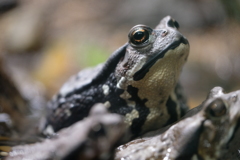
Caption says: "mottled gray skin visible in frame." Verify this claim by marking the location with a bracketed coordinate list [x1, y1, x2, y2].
[115, 87, 240, 160]
[44, 16, 189, 137]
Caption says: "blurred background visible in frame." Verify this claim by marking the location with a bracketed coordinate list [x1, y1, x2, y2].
[0, 0, 240, 108]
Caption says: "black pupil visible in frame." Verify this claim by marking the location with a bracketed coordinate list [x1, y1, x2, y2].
[131, 29, 149, 45]
[134, 31, 144, 40]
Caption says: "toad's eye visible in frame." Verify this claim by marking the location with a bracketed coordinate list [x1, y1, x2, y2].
[131, 29, 149, 44]
[128, 25, 152, 48]
[208, 99, 227, 117]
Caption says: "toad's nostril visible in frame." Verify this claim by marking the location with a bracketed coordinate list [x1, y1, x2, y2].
[161, 30, 168, 37]
[232, 95, 238, 102]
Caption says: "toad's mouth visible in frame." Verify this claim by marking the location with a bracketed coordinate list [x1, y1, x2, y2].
[133, 37, 189, 81]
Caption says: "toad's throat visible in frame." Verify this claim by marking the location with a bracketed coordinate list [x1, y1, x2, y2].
[133, 37, 188, 81]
